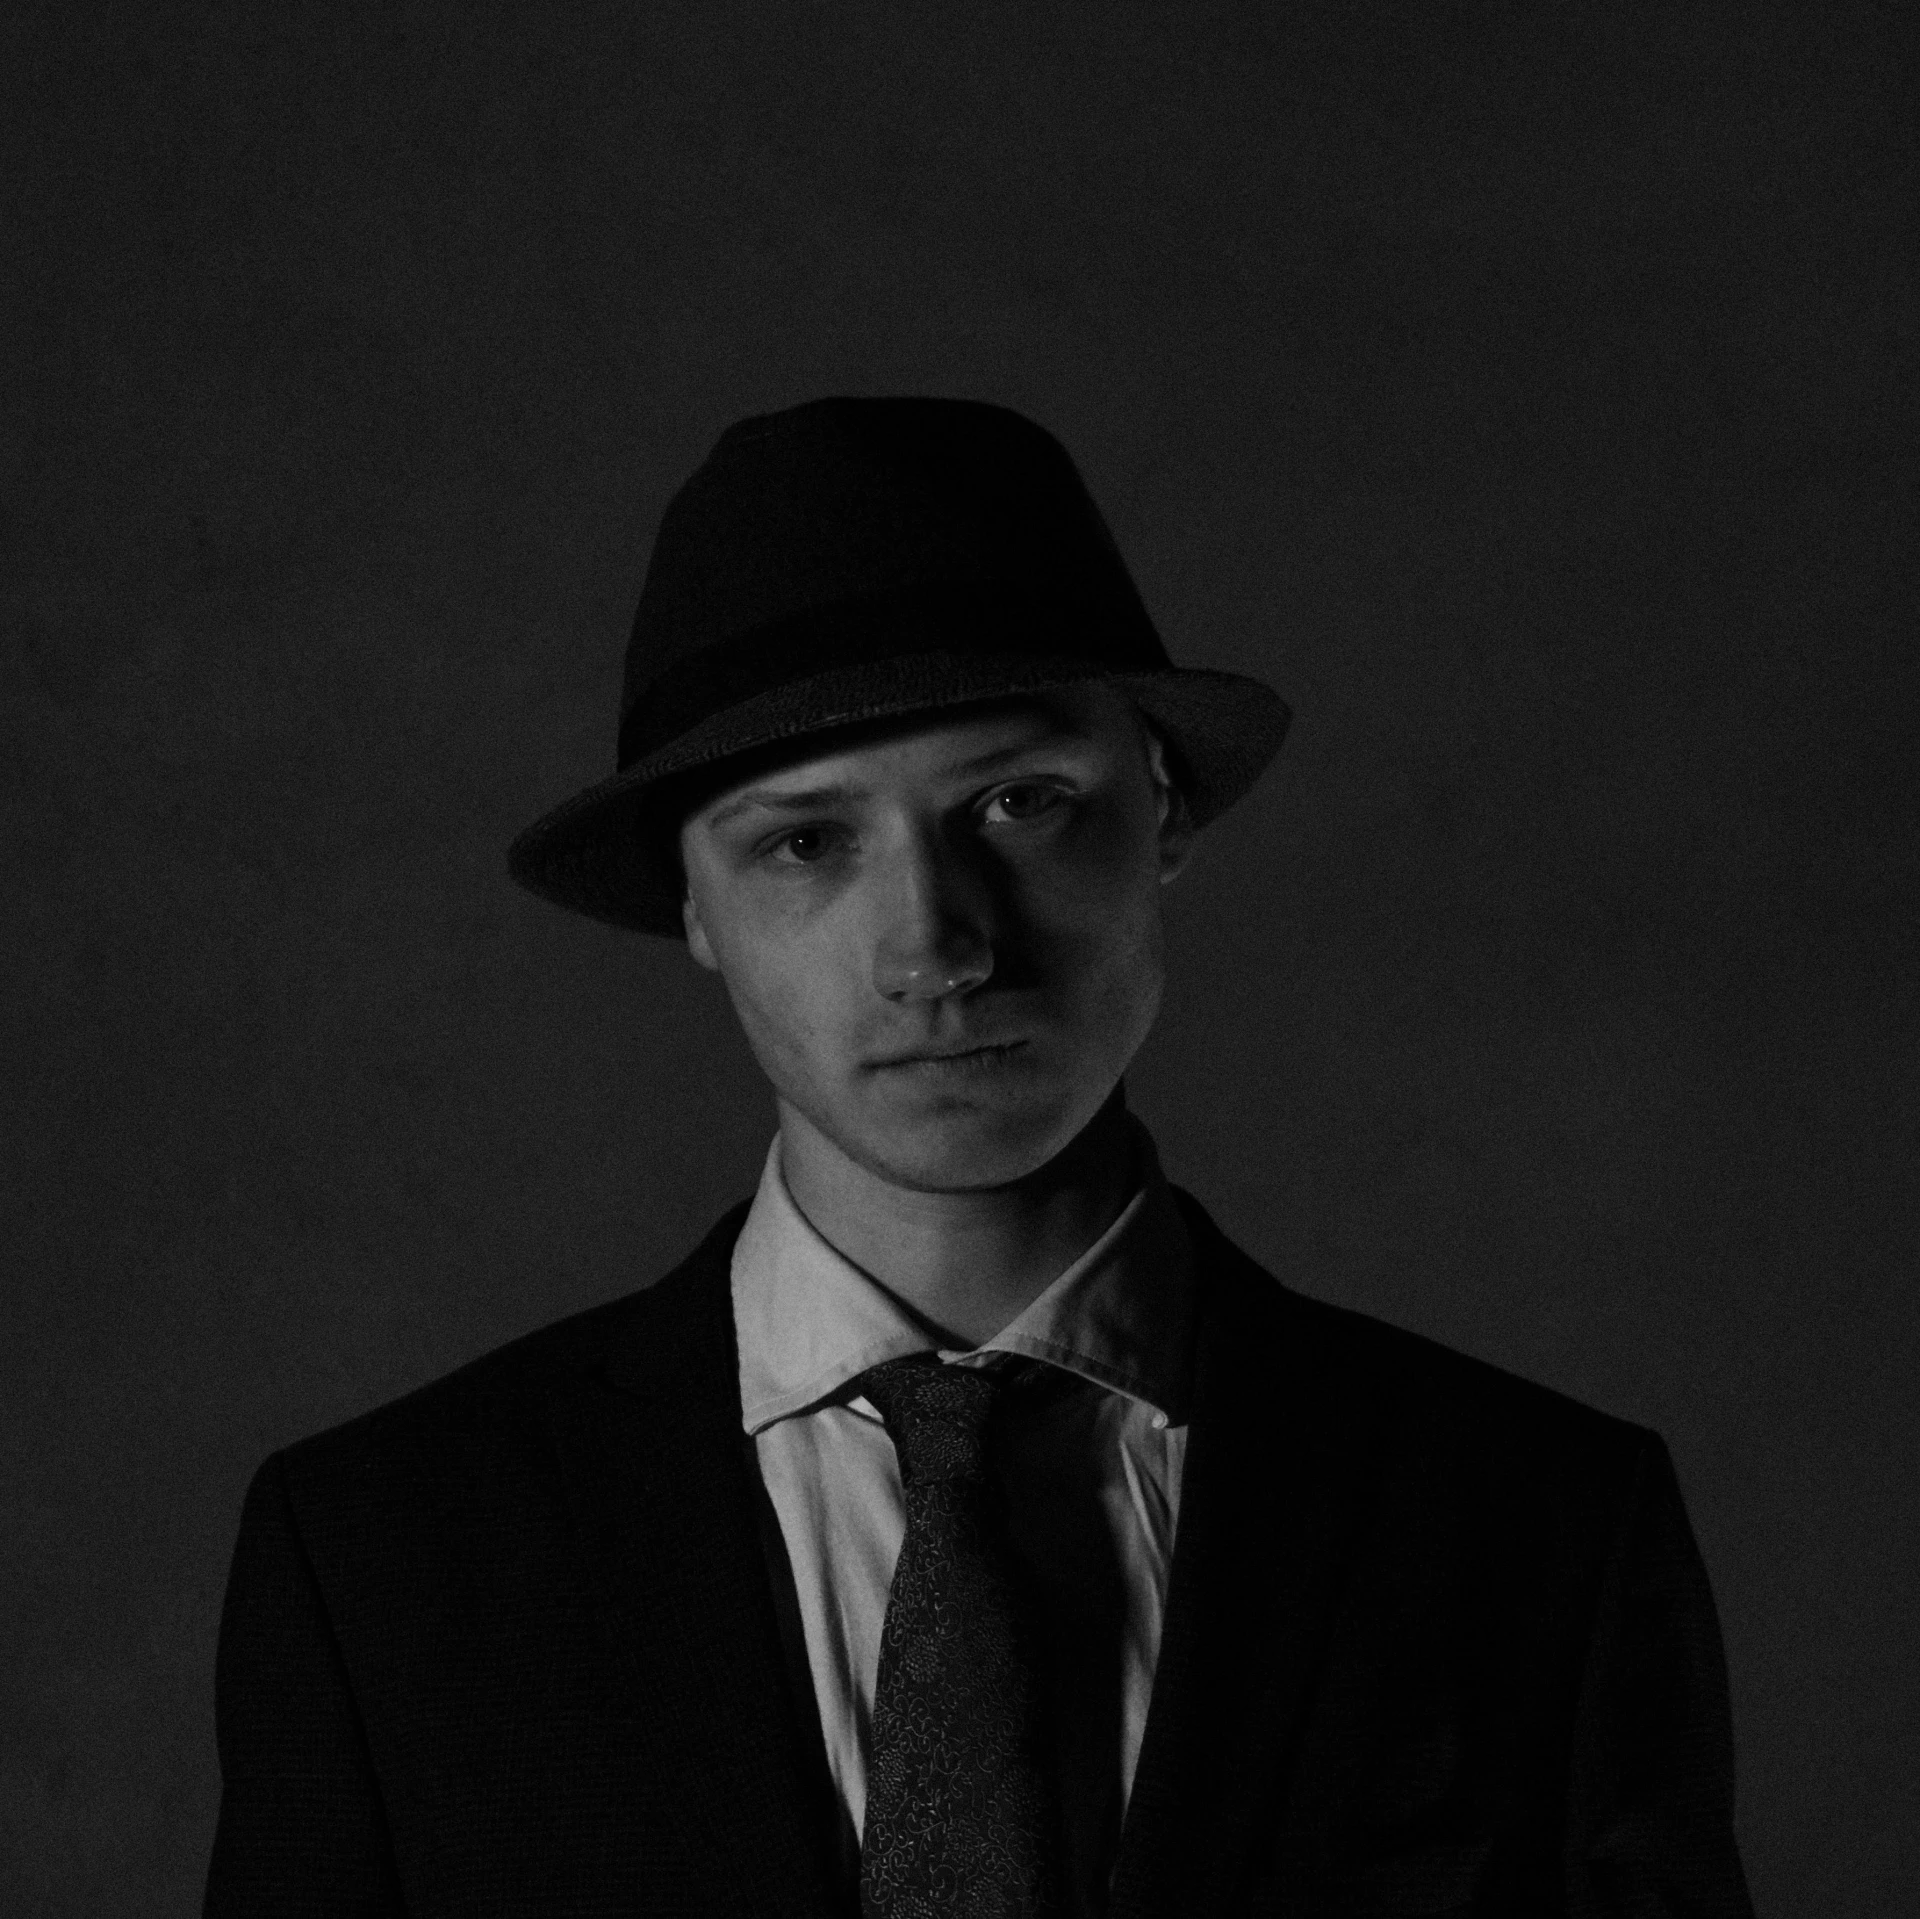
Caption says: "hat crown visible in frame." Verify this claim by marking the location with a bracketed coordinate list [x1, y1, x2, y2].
[618, 397, 1165, 760]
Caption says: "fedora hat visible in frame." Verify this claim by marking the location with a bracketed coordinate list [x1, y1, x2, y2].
[507, 396, 1290, 937]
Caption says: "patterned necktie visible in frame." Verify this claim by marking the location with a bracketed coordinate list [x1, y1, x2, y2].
[856, 1355, 1065, 1919]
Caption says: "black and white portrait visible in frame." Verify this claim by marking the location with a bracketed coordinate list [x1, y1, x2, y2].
[5, 5, 1912, 1915]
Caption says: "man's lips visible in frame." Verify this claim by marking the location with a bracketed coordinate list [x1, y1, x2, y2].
[864, 1039, 1031, 1069]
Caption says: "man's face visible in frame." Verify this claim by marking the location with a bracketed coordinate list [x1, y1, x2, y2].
[678, 683, 1193, 1193]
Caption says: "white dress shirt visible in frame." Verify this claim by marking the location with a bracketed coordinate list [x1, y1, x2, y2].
[729, 1120, 1196, 1912]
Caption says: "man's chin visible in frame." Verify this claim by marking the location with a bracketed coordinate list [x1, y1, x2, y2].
[845, 1100, 1077, 1195]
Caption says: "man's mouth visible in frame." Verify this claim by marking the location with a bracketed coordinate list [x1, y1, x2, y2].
[868, 1039, 1031, 1071]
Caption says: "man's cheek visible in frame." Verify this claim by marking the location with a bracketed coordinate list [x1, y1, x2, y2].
[1023, 892, 1138, 986]
[745, 966, 843, 1085]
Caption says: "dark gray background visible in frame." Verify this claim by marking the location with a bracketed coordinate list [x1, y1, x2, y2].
[5, 1, 1915, 1911]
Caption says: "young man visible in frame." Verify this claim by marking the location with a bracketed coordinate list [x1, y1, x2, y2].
[205, 399, 1753, 1917]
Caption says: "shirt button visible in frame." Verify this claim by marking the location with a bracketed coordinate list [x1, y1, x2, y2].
[1151, 1411, 1169, 1432]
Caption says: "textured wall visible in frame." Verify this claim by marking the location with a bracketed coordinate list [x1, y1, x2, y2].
[4, 1, 1914, 1911]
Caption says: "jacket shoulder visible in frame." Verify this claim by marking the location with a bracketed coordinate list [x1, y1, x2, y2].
[272, 1199, 750, 1492]
[1179, 1187, 1655, 1467]
[1293, 1280, 1645, 1447]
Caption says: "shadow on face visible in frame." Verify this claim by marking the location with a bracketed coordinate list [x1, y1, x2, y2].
[675, 682, 1195, 1193]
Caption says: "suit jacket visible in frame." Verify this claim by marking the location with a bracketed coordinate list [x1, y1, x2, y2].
[205, 1191, 1753, 1917]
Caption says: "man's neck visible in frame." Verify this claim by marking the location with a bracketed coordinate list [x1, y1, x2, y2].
[774, 1089, 1139, 1348]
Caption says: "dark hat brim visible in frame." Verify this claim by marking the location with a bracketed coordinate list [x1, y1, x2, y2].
[507, 652, 1289, 938]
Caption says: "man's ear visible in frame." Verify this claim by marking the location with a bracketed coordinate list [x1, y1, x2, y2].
[1143, 725, 1197, 884]
[681, 885, 721, 971]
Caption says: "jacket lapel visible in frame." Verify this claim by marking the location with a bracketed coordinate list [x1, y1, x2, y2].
[546, 1206, 850, 1917]
[1110, 1192, 1386, 1915]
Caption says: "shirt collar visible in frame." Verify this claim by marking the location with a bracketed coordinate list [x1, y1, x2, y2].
[731, 1118, 1195, 1436]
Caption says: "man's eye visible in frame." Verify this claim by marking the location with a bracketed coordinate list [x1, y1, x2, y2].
[769, 825, 842, 865]
[983, 783, 1064, 824]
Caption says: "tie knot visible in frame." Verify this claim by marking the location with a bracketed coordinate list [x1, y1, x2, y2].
[858, 1355, 1007, 1483]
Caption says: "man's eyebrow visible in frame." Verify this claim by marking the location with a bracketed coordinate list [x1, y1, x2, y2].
[949, 733, 1090, 775]
[701, 734, 1092, 829]
[703, 783, 867, 828]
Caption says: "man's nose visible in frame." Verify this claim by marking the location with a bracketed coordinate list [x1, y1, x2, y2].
[869, 831, 996, 1002]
